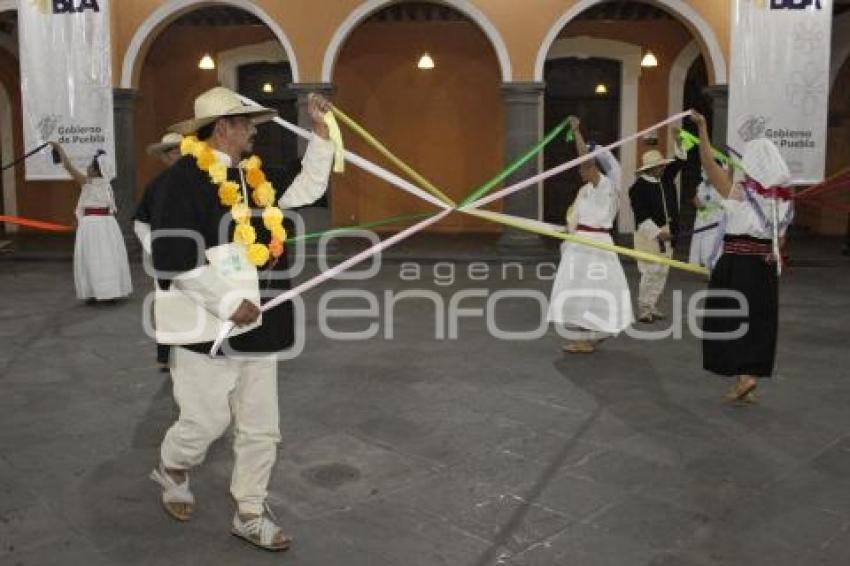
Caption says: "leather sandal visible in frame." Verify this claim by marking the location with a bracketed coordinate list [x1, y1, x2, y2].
[149, 464, 194, 521]
[232, 512, 292, 551]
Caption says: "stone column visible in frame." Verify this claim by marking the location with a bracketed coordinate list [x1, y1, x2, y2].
[113, 88, 139, 255]
[287, 82, 336, 246]
[498, 82, 546, 251]
[703, 85, 729, 149]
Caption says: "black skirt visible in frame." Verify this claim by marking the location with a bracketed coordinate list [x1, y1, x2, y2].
[702, 236, 779, 378]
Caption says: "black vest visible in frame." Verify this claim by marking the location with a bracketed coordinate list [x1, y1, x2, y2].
[148, 155, 299, 355]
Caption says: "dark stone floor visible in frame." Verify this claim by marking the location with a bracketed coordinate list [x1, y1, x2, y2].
[1, 234, 849, 565]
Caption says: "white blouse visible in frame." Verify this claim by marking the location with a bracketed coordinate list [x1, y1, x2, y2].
[75, 178, 117, 220]
[722, 183, 793, 239]
[568, 174, 618, 232]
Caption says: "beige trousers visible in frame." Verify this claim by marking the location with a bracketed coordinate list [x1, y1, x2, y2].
[634, 232, 673, 316]
[160, 347, 280, 515]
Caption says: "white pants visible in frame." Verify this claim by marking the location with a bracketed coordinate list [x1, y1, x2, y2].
[160, 347, 280, 515]
[634, 233, 672, 316]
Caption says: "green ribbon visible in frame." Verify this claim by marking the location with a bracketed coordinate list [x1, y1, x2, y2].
[459, 119, 573, 207]
[285, 212, 433, 244]
[295, 117, 577, 241]
[678, 130, 744, 171]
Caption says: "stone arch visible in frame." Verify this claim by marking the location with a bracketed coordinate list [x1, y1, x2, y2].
[534, 0, 726, 85]
[120, 0, 300, 89]
[321, 0, 512, 82]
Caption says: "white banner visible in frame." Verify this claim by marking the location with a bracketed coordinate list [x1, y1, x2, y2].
[728, 0, 832, 185]
[20, 0, 116, 181]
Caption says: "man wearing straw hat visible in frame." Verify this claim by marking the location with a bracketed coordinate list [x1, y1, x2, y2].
[135, 132, 184, 370]
[629, 135, 687, 323]
[146, 86, 334, 551]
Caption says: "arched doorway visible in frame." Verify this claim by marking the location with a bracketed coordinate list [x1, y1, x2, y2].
[536, 0, 725, 238]
[124, 2, 300, 204]
[324, 0, 509, 233]
[543, 56, 622, 225]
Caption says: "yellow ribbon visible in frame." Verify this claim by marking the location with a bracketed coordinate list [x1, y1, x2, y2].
[461, 208, 710, 276]
[331, 105, 456, 207]
[324, 111, 345, 173]
[326, 104, 707, 276]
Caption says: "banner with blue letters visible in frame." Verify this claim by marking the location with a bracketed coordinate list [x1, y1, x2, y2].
[20, 0, 116, 181]
[728, 0, 832, 184]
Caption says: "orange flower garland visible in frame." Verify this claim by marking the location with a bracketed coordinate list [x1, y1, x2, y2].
[180, 136, 287, 267]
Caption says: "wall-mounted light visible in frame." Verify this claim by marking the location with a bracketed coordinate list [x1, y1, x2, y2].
[417, 52, 435, 70]
[262, 82, 274, 94]
[198, 54, 216, 70]
[641, 50, 658, 68]
[595, 83, 608, 95]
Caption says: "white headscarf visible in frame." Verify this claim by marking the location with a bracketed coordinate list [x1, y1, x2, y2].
[742, 138, 790, 187]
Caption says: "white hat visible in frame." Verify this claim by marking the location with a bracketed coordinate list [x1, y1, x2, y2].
[637, 149, 673, 173]
[742, 138, 791, 187]
[168, 86, 277, 135]
[146, 132, 183, 156]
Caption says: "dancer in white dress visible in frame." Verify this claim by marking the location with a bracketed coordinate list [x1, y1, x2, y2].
[548, 117, 634, 353]
[51, 142, 132, 302]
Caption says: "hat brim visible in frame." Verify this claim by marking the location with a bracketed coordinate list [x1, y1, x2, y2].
[167, 107, 278, 136]
[637, 157, 674, 173]
[145, 141, 181, 156]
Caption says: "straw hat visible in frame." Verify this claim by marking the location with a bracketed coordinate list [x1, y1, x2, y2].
[742, 138, 791, 187]
[168, 86, 277, 135]
[637, 149, 673, 173]
[146, 132, 183, 156]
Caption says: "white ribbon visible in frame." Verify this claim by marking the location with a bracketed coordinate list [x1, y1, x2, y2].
[209, 209, 452, 355]
[236, 94, 450, 211]
[464, 111, 693, 211]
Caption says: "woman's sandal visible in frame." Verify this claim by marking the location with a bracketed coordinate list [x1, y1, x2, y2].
[149, 464, 195, 521]
[563, 341, 595, 354]
[724, 378, 758, 405]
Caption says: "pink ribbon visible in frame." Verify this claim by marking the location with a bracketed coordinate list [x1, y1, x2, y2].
[466, 111, 693, 210]
[210, 209, 452, 355]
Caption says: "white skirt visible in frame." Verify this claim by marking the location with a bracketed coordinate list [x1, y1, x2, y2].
[74, 216, 133, 300]
[547, 232, 634, 334]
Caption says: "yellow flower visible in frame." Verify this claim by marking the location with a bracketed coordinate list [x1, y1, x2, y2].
[180, 136, 199, 156]
[190, 139, 207, 158]
[252, 181, 275, 208]
[234, 223, 256, 245]
[262, 206, 283, 230]
[246, 167, 267, 190]
[218, 181, 241, 206]
[246, 243, 270, 267]
[241, 155, 262, 171]
[271, 224, 287, 241]
[231, 202, 251, 224]
[197, 147, 216, 171]
[209, 162, 228, 184]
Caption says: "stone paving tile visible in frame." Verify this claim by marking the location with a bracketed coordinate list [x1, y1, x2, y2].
[386, 463, 573, 547]
[505, 522, 657, 566]
[292, 498, 495, 566]
[587, 493, 711, 550]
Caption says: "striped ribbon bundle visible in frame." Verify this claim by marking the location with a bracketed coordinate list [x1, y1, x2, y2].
[210, 99, 707, 354]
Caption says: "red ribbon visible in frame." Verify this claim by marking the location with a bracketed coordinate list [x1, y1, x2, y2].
[743, 178, 794, 200]
[0, 215, 73, 232]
